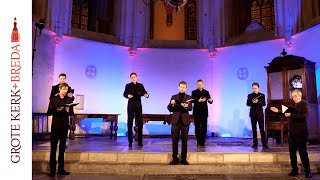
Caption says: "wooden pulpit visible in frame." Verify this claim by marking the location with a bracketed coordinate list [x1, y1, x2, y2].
[264, 50, 318, 143]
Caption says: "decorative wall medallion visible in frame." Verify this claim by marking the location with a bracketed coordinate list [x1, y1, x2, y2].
[237, 67, 248, 80]
[85, 65, 97, 78]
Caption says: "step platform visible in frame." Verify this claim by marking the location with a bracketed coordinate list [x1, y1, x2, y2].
[32, 137, 320, 174]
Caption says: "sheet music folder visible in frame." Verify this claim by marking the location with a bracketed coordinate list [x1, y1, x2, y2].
[175, 99, 194, 104]
[282, 105, 295, 113]
[62, 103, 79, 107]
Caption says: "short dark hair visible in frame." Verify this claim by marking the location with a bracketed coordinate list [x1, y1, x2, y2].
[59, 73, 67, 78]
[59, 83, 69, 89]
[197, 79, 203, 83]
[179, 81, 187, 87]
[252, 82, 259, 88]
[130, 72, 137, 77]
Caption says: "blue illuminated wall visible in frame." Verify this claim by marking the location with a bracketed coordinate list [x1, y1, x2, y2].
[33, 25, 320, 137]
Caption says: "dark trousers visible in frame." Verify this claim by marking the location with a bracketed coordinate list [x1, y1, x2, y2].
[50, 127, 69, 172]
[127, 102, 143, 143]
[171, 117, 190, 161]
[251, 116, 266, 145]
[289, 134, 311, 173]
[194, 115, 207, 145]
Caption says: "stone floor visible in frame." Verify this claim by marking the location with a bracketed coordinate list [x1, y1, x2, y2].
[32, 136, 320, 153]
[32, 172, 320, 180]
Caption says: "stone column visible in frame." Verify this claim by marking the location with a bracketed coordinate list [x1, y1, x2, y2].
[274, 0, 302, 44]
[198, 0, 212, 50]
[198, 0, 226, 57]
[47, 0, 73, 38]
[114, 0, 150, 52]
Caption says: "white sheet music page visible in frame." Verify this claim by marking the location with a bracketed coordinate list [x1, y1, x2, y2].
[282, 105, 288, 113]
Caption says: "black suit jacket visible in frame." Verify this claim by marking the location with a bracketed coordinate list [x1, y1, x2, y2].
[246, 92, 266, 118]
[278, 100, 310, 138]
[192, 89, 212, 117]
[49, 95, 74, 129]
[123, 82, 148, 102]
[167, 94, 193, 125]
[47, 84, 74, 115]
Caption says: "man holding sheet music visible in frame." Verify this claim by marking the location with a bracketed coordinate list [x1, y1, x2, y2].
[192, 80, 213, 147]
[168, 81, 193, 165]
[48, 83, 74, 177]
[246, 82, 268, 149]
[270, 90, 312, 178]
[47, 73, 76, 146]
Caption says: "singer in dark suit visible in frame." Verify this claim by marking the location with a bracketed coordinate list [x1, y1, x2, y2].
[48, 83, 73, 177]
[123, 72, 149, 147]
[47, 73, 75, 147]
[270, 90, 312, 178]
[167, 81, 192, 165]
[192, 80, 213, 147]
[246, 82, 268, 149]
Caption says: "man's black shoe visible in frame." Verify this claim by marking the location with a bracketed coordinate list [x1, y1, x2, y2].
[288, 171, 299, 176]
[251, 144, 258, 149]
[48, 171, 55, 177]
[128, 143, 132, 147]
[305, 172, 312, 178]
[57, 169, 70, 175]
[138, 142, 143, 147]
[169, 158, 180, 165]
[180, 160, 189, 165]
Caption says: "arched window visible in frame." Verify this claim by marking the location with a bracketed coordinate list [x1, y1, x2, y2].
[251, 0, 275, 31]
[72, 0, 89, 30]
[185, 0, 198, 40]
[72, 0, 114, 35]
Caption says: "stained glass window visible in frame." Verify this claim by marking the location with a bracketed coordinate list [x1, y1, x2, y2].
[251, 0, 275, 31]
[72, 0, 89, 30]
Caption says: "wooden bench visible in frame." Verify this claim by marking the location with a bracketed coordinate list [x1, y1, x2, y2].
[72, 113, 120, 139]
[32, 113, 120, 139]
